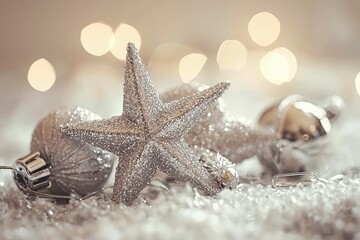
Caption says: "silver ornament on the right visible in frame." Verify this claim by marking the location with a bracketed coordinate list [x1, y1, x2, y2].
[257, 95, 344, 174]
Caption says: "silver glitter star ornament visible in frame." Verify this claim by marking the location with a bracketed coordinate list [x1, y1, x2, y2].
[18, 107, 116, 196]
[62, 43, 230, 204]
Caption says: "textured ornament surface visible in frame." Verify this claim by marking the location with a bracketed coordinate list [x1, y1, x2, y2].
[31, 107, 116, 196]
[62, 43, 229, 204]
[161, 84, 277, 164]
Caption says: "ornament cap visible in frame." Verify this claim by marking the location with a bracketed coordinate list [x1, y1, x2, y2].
[13, 152, 51, 192]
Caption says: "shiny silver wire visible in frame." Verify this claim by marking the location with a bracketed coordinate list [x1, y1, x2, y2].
[1, 165, 171, 203]
[0, 165, 114, 201]
[78, 185, 114, 201]
[272, 171, 329, 188]
[139, 178, 172, 206]
[0, 166, 16, 171]
[148, 178, 171, 192]
[24, 185, 114, 201]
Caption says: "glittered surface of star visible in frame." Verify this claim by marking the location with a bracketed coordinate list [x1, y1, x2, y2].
[62, 43, 230, 204]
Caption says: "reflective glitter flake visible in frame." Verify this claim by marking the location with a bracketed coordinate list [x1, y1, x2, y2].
[61, 43, 229, 204]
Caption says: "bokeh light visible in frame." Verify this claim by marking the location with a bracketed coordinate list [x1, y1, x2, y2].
[111, 23, 141, 60]
[179, 53, 207, 83]
[248, 12, 281, 47]
[147, 43, 193, 86]
[355, 72, 360, 96]
[274, 47, 297, 82]
[260, 51, 289, 85]
[217, 40, 247, 71]
[28, 58, 56, 92]
[80, 22, 114, 56]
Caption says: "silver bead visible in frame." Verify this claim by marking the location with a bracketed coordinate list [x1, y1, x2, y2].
[14, 107, 117, 196]
[194, 146, 239, 188]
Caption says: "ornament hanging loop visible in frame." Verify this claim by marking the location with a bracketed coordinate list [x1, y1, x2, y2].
[0, 166, 15, 171]
[272, 171, 328, 188]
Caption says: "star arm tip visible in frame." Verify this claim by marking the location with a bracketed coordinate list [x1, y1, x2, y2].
[157, 140, 221, 196]
[59, 121, 98, 144]
[126, 42, 138, 55]
[155, 81, 230, 139]
[112, 145, 157, 205]
[123, 41, 162, 126]
[216, 81, 231, 94]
